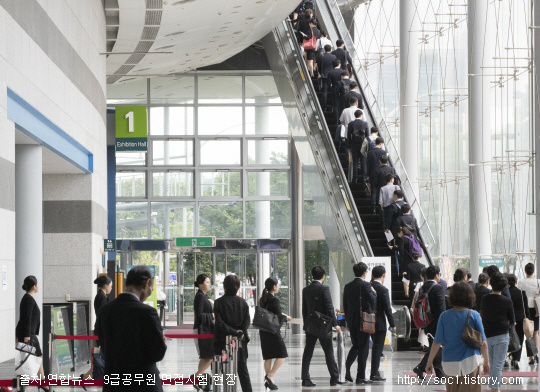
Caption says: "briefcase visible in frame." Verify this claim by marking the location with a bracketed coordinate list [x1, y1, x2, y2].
[306, 310, 333, 340]
[360, 311, 376, 334]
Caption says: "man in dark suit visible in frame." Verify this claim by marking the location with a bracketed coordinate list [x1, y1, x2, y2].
[317, 45, 336, 110]
[96, 266, 167, 392]
[413, 265, 446, 379]
[342, 81, 364, 110]
[366, 137, 387, 210]
[301, 266, 346, 387]
[347, 109, 369, 184]
[370, 266, 396, 382]
[328, 59, 344, 122]
[332, 39, 353, 71]
[343, 262, 377, 384]
[384, 190, 405, 235]
[373, 155, 396, 214]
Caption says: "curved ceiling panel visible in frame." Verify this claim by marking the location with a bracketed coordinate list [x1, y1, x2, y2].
[105, 0, 296, 84]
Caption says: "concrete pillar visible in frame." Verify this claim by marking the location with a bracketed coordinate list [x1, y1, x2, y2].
[15, 145, 43, 342]
[399, 0, 420, 199]
[468, 0, 493, 279]
[535, 1, 540, 273]
[290, 141, 304, 334]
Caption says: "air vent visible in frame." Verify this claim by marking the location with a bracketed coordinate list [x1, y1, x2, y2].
[145, 10, 162, 25]
[145, 0, 163, 9]
[135, 41, 153, 53]
[125, 53, 146, 64]
[142, 26, 159, 40]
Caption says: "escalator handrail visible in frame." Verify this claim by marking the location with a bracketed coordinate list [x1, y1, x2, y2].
[317, 0, 435, 267]
[276, 20, 374, 259]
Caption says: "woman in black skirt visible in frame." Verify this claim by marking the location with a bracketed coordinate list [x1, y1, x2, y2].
[16, 275, 48, 391]
[192, 274, 214, 391]
[259, 277, 291, 390]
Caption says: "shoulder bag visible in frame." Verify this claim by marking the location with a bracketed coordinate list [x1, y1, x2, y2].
[359, 292, 376, 334]
[305, 286, 333, 339]
[507, 324, 521, 353]
[302, 28, 316, 50]
[521, 290, 535, 340]
[15, 340, 42, 376]
[253, 304, 283, 336]
[460, 309, 483, 349]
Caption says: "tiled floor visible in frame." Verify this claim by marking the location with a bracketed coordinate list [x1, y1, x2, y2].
[2, 333, 538, 391]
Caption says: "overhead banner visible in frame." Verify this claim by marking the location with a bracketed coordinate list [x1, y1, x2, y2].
[115, 106, 147, 151]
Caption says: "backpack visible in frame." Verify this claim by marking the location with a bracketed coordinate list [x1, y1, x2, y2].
[394, 174, 402, 186]
[413, 283, 435, 328]
[341, 81, 351, 96]
[405, 234, 423, 258]
[351, 126, 364, 145]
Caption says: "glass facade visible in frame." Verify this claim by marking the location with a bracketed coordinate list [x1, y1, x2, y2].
[114, 73, 291, 240]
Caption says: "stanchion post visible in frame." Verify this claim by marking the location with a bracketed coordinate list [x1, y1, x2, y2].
[212, 354, 221, 392]
[232, 340, 238, 392]
[48, 333, 53, 379]
[15, 375, 25, 392]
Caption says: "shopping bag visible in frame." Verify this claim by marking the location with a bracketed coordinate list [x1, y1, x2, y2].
[526, 338, 538, 357]
[15, 343, 41, 376]
[507, 325, 521, 353]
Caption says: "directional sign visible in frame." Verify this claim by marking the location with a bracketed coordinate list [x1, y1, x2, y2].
[115, 106, 147, 151]
[104, 239, 116, 252]
[175, 236, 216, 248]
[479, 258, 505, 268]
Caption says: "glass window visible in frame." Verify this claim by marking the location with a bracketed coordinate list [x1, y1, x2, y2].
[107, 78, 147, 105]
[116, 152, 146, 166]
[246, 201, 291, 238]
[245, 106, 289, 135]
[150, 202, 194, 238]
[150, 76, 194, 104]
[150, 107, 194, 135]
[248, 171, 289, 196]
[245, 76, 281, 103]
[201, 171, 241, 197]
[247, 139, 289, 165]
[199, 202, 243, 238]
[200, 140, 241, 165]
[152, 140, 193, 165]
[152, 171, 193, 197]
[198, 107, 243, 135]
[116, 202, 148, 239]
[198, 75, 242, 103]
[116, 172, 146, 198]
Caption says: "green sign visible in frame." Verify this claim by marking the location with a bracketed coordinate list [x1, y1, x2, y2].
[479, 258, 505, 268]
[175, 236, 216, 248]
[104, 239, 116, 252]
[115, 106, 147, 151]
[127, 265, 158, 309]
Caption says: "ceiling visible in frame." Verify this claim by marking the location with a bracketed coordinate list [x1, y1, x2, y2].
[105, 0, 296, 84]
[15, 131, 85, 174]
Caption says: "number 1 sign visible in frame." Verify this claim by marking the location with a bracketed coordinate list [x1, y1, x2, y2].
[115, 106, 148, 151]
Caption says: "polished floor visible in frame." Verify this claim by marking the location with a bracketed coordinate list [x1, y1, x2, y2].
[2, 332, 538, 391]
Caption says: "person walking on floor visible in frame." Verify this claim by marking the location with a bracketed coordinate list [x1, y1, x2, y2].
[370, 266, 395, 382]
[214, 274, 252, 392]
[508, 274, 530, 370]
[480, 272, 516, 392]
[301, 266, 346, 387]
[425, 282, 490, 392]
[517, 262, 540, 364]
[259, 277, 291, 390]
[342, 262, 377, 384]
[16, 275, 49, 392]
[474, 273, 491, 311]
[192, 274, 214, 391]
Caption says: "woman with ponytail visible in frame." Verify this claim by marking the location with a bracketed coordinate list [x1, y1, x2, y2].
[192, 274, 214, 391]
[80, 275, 113, 383]
[259, 277, 291, 390]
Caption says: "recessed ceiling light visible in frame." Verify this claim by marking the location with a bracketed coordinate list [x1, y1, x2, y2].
[172, 0, 195, 4]
[155, 45, 175, 50]
[165, 31, 185, 36]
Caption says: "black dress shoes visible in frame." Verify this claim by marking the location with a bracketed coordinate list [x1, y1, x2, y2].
[370, 375, 386, 381]
[301, 379, 316, 387]
[330, 380, 347, 386]
[413, 366, 425, 380]
[344, 372, 353, 382]
[356, 379, 373, 384]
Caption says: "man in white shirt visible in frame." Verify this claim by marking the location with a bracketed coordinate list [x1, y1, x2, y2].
[379, 173, 400, 209]
[336, 97, 359, 150]
[317, 30, 333, 52]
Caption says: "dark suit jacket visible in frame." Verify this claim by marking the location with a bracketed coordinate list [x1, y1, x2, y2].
[16, 293, 40, 339]
[332, 47, 353, 70]
[94, 290, 109, 316]
[384, 199, 405, 231]
[318, 52, 337, 79]
[213, 294, 250, 353]
[193, 290, 213, 330]
[371, 280, 395, 331]
[343, 277, 377, 328]
[366, 147, 387, 180]
[421, 281, 446, 335]
[395, 214, 420, 235]
[328, 68, 344, 94]
[347, 118, 369, 148]
[343, 90, 364, 110]
[374, 165, 396, 190]
[303, 281, 337, 330]
[509, 286, 530, 322]
[95, 293, 167, 392]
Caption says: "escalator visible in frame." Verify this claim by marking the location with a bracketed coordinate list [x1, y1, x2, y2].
[263, 1, 436, 350]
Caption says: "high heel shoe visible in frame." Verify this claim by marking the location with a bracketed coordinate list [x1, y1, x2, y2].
[264, 375, 278, 390]
[38, 386, 51, 392]
[79, 374, 88, 391]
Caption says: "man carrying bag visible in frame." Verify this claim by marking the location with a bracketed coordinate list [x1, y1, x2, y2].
[301, 266, 346, 387]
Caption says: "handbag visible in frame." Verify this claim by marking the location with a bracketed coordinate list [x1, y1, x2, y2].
[526, 338, 538, 357]
[305, 286, 333, 340]
[15, 341, 41, 376]
[359, 296, 376, 334]
[253, 305, 282, 336]
[521, 290, 535, 339]
[302, 28, 316, 50]
[460, 309, 483, 349]
[507, 324, 521, 353]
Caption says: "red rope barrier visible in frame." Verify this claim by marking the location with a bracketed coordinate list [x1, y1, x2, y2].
[0, 378, 203, 387]
[53, 335, 98, 341]
[164, 334, 213, 339]
[0, 379, 12, 387]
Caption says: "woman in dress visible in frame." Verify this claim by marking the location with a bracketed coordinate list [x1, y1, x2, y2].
[192, 274, 213, 391]
[16, 275, 48, 391]
[259, 277, 291, 390]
